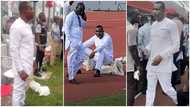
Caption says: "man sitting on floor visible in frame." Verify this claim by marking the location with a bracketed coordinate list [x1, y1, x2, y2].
[83, 25, 113, 77]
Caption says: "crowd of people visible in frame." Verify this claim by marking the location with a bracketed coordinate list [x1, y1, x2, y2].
[127, 1, 189, 106]
[34, 11, 64, 77]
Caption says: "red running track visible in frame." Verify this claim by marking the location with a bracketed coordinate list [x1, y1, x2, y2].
[64, 11, 126, 102]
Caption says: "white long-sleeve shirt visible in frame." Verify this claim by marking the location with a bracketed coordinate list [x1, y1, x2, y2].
[146, 17, 180, 72]
[63, 2, 73, 21]
[64, 11, 86, 50]
[83, 32, 113, 58]
[9, 17, 34, 75]
[62, 1, 73, 33]
[172, 17, 183, 36]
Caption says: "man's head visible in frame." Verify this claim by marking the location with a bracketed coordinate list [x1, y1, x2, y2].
[129, 9, 141, 26]
[141, 15, 149, 25]
[38, 12, 46, 22]
[95, 25, 104, 39]
[129, 9, 141, 22]
[141, 15, 153, 24]
[69, 1, 74, 6]
[152, 1, 165, 21]
[75, 2, 85, 15]
[19, 1, 34, 22]
[130, 13, 140, 28]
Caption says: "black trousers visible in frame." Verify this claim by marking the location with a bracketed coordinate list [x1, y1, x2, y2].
[35, 46, 45, 72]
[64, 33, 65, 50]
[172, 52, 182, 87]
[60, 39, 63, 60]
[127, 72, 138, 106]
[138, 59, 148, 93]
[177, 91, 189, 106]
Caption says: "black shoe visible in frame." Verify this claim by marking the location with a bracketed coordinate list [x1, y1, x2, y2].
[66, 69, 81, 78]
[69, 79, 80, 84]
[77, 69, 82, 74]
[34, 72, 42, 77]
[94, 69, 101, 77]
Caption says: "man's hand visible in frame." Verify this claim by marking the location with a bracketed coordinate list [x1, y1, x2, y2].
[134, 70, 140, 80]
[142, 48, 149, 56]
[89, 51, 96, 59]
[152, 55, 163, 66]
[18, 70, 29, 81]
[81, 11, 87, 21]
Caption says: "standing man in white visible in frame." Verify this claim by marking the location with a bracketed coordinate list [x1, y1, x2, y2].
[83, 25, 113, 77]
[145, 1, 179, 106]
[63, 1, 74, 22]
[9, 1, 34, 106]
[64, 2, 86, 84]
[62, 1, 74, 49]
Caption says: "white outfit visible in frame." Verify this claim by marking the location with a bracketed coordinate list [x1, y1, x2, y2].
[83, 32, 113, 71]
[63, 2, 73, 22]
[172, 17, 183, 36]
[64, 11, 86, 50]
[62, 1, 73, 33]
[64, 11, 86, 80]
[9, 17, 34, 106]
[145, 18, 180, 106]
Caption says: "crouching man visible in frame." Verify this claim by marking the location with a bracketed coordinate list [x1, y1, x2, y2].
[83, 25, 113, 77]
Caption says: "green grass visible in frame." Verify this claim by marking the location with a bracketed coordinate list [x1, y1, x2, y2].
[26, 59, 63, 106]
[64, 91, 126, 106]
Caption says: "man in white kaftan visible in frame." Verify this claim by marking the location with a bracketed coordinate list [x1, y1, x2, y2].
[62, 1, 74, 48]
[83, 25, 113, 77]
[145, 1, 179, 106]
[64, 2, 86, 84]
[10, 2, 34, 106]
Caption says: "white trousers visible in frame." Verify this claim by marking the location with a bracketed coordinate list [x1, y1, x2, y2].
[67, 45, 85, 80]
[145, 71, 177, 106]
[12, 75, 27, 106]
[84, 48, 113, 71]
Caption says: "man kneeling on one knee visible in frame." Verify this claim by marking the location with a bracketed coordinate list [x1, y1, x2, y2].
[83, 25, 113, 77]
